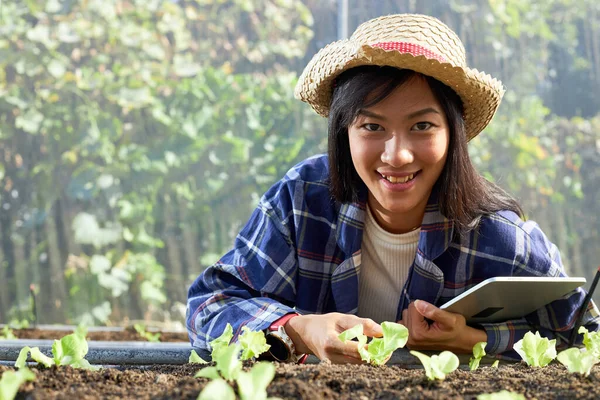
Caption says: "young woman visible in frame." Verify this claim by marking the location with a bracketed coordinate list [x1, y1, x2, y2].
[186, 14, 599, 363]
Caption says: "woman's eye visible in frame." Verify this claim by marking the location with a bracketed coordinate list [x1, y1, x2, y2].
[362, 123, 382, 132]
[413, 122, 433, 131]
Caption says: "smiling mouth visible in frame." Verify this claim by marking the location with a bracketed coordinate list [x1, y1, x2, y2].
[380, 171, 420, 184]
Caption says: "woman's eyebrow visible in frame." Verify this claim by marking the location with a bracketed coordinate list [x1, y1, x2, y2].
[358, 107, 441, 121]
[358, 109, 387, 121]
[406, 107, 441, 119]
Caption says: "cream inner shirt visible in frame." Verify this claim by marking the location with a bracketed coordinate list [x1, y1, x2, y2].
[357, 205, 420, 323]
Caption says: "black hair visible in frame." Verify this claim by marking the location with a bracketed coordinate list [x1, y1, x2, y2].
[327, 65, 523, 231]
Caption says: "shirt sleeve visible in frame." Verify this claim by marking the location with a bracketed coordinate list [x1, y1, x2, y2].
[479, 220, 600, 359]
[186, 180, 299, 356]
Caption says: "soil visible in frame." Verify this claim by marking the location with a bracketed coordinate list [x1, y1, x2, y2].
[10, 328, 189, 343]
[2, 362, 599, 399]
[2, 330, 598, 399]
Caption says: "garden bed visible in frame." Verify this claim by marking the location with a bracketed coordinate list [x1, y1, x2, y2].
[2, 328, 599, 399]
[1, 362, 599, 399]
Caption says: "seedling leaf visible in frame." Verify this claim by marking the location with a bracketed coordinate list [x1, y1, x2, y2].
[410, 350, 459, 380]
[15, 346, 54, 369]
[338, 322, 408, 365]
[239, 326, 271, 360]
[513, 331, 556, 367]
[197, 378, 235, 400]
[491, 360, 500, 368]
[214, 343, 242, 381]
[0, 326, 16, 340]
[52, 333, 89, 366]
[190, 349, 209, 364]
[237, 361, 276, 400]
[556, 347, 598, 377]
[210, 323, 234, 359]
[195, 366, 221, 380]
[578, 326, 600, 358]
[338, 324, 363, 342]
[469, 341, 487, 371]
[0, 368, 35, 400]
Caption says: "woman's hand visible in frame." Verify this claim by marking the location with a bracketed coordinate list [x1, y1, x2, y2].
[399, 300, 487, 353]
[285, 312, 383, 363]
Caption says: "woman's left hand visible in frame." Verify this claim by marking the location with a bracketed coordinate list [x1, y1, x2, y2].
[398, 299, 487, 353]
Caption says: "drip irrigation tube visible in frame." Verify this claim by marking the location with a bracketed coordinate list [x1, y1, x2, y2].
[0, 339, 510, 367]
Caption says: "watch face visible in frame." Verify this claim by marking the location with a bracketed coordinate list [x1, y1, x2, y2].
[266, 333, 290, 362]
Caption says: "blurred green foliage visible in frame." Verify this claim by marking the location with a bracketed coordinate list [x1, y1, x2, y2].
[0, 0, 598, 325]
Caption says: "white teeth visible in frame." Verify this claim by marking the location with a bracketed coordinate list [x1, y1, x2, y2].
[382, 173, 415, 183]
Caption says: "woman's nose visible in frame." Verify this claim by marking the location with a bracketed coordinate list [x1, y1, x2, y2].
[381, 135, 414, 167]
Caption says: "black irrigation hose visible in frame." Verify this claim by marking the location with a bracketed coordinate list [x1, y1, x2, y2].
[0, 339, 511, 367]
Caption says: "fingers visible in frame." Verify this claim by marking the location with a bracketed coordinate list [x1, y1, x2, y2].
[338, 315, 383, 337]
[414, 300, 457, 326]
[319, 336, 366, 364]
[361, 318, 383, 338]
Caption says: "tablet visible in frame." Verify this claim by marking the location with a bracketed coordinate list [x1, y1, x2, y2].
[439, 276, 586, 323]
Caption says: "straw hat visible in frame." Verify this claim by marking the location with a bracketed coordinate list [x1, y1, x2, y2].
[294, 14, 505, 140]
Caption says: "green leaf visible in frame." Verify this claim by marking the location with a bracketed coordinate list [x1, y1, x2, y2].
[209, 323, 234, 358]
[410, 350, 459, 381]
[52, 333, 89, 366]
[579, 326, 600, 358]
[238, 326, 271, 360]
[0, 326, 16, 340]
[0, 368, 36, 400]
[491, 360, 500, 368]
[556, 347, 598, 376]
[189, 349, 209, 364]
[380, 321, 409, 355]
[16, 346, 54, 368]
[338, 324, 363, 342]
[469, 341, 487, 371]
[469, 357, 481, 371]
[214, 343, 242, 381]
[195, 366, 221, 380]
[513, 331, 556, 367]
[197, 378, 235, 400]
[70, 358, 101, 371]
[237, 361, 276, 400]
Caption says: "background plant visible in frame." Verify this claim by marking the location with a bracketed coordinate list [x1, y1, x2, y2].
[1, 0, 599, 325]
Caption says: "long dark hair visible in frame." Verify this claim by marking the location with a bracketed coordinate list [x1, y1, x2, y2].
[327, 66, 523, 231]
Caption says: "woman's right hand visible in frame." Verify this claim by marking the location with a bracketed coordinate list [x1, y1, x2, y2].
[285, 312, 383, 364]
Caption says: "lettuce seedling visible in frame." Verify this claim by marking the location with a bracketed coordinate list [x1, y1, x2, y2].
[239, 326, 271, 360]
[133, 323, 161, 342]
[556, 347, 598, 377]
[237, 361, 277, 400]
[491, 360, 499, 368]
[0, 326, 16, 340]
[15, 331, 98, 370]
[410, 350, 459, 381]
[469, 341, 487, 371]
[338, 322, 408, 365]
[189, 349, 209, 364]
[195, 343, 243, 381]
[197, 378, 235, 400]
[578, 326, 600, 358]
[194, 325, 279, 400]
[477, 390, 525, 400]
[0, 368, 35, 400]
[513, 331, 556, 367]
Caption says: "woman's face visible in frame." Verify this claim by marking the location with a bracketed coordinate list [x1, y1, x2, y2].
[348, 76, 449, 234]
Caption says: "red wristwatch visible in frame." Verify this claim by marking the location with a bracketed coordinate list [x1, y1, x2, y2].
[266, 313, 308, 363]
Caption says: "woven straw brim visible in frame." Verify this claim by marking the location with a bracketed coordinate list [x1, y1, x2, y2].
[295, 42, 505, 140]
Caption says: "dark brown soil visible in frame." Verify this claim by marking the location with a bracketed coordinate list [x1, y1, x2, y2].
[2, 362, 599, 399]
[10, 328, 189, 342]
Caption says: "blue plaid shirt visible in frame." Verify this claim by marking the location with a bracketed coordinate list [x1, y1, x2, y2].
[187, 154, 599, 359]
